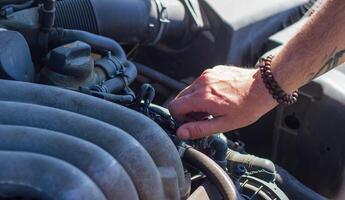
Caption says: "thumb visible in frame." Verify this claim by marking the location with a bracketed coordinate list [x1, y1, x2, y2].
[177, 117, 226, 139]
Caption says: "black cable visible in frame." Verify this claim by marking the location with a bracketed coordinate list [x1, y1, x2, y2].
[39, 0, 56, 32]
[183, 147, 241, 200]
[38, 0, 56, 54]
[134, 62, 187, 91]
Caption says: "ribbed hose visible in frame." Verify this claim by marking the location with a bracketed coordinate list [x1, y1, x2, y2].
[0, 125, 138, 200]
[183, 147, 241, 200]
[54, 0, 190, 45]
[55, 0, 98, 33]
[0, 151, 106, 200]
[0, 79, 189, 198]
[0, 101, 165, 200]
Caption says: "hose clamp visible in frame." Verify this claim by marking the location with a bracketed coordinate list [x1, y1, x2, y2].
[150, 0, 170, 45]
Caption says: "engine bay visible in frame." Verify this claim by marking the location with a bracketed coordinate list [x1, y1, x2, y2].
[0, 0, 343, 199]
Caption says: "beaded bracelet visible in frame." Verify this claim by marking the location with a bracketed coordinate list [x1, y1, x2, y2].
[258, 55, 299, 105]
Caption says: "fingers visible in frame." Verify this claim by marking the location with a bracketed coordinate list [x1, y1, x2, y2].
[175, 85, 194, 99]
[169, 92, 218, 123]
[169, 93, 205, 123]
[175, 72, 210, 99]
[176, 117, 228, 139]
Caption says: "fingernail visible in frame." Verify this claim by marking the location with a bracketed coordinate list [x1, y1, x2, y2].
[177, 128, 190, 139]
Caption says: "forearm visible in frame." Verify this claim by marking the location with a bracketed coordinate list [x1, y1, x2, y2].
[271, 0, 345, 93]
[169, 0, 345, 139]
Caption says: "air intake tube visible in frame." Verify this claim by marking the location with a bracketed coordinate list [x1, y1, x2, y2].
[55, 0, 191, 45]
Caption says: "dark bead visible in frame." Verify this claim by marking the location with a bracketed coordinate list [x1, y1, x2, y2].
[278, 91, 285, 98]
[271, 82, 278, 88]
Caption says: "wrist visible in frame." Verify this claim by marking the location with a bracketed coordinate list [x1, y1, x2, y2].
[249, 69, 278, 116]
[258, 56, 299, 105]
[270, 54, 300, 93]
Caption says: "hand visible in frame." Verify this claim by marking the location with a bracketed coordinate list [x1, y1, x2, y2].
[169, 66, 278, 139]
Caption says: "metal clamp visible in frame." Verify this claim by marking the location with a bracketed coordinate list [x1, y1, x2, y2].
[150, 0, 171, 45]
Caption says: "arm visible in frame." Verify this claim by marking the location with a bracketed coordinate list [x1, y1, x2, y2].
[272, 0, 345, 93]
[169, 0, 345, 139]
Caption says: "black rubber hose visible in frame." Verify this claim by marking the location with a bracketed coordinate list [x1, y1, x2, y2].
[0, 79, 189, 198]
[101, 60, 137, 93]
[208, 135, 228, 163]
[0, 125, 138, 200]
[49, 28, 137, 92]
[42, 0, 55, 10]
[134, 62, 187, 91]
[0, 0, 30, 7]
[0, 151, 106, 200]
[0, 101, 165, 200]
[49, 28, 126, 60]
[183, 147, 240, 200]
[226, 149, 276, 182]
[40, 0, 56, 33]
[1, 0, 33, 11]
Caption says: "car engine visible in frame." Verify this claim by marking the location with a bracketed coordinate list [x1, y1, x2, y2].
[0, 0, 343, 199]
